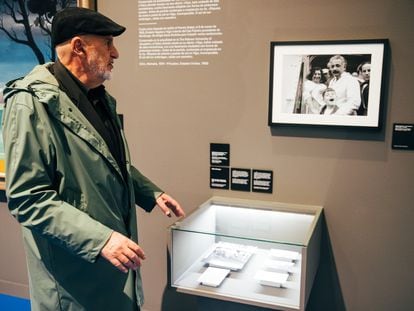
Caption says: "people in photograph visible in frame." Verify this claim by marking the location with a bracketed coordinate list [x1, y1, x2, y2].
[2, 7, 185, 311]
[354, 63, 365, 84]
[356, 61, 371, 115]
[302, 66, 327, 114]
[320, 87, 339, 115]
[328, 55, 361, 115]
[322, 67, 332, 86]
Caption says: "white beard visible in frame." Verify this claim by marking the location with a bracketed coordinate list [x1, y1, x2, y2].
[88, 50, 112, 81]
[102, 71, 112, 81]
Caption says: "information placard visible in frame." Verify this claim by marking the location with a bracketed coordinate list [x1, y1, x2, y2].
[210, 166, 229, 189]
[231, 168, 251, 192]
[210, 143, 230, 166]
[392, 123, 414, 150]
[252, 170, 273, 194]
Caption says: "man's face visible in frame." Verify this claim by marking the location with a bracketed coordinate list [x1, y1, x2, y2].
[361, 63, 371, 81]
[84, 35, 119, 84]
[330, 59, 346, 78]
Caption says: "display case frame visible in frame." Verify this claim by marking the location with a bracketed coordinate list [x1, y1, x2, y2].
[168, 196, 323, 311]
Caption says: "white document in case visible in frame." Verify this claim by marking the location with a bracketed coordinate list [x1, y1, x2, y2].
[254, 270, 289, 288]
[198, 267, 231, 287]
[265, 259, 295, 273]
[270, 249, 300, 261]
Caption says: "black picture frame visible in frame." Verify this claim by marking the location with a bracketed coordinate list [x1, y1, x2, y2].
[268, 39, 389, 129]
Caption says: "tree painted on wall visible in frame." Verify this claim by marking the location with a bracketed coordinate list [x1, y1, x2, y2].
[0, 0, 75, 64]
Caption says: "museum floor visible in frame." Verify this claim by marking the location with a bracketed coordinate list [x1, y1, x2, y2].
[0, 293, 30, 310]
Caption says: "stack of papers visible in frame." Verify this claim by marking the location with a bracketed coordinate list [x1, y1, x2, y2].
[270, 249, 300, 262]
[198, 267, 231, 287]
[254, 270, 289, 288]
[264, 259, 295, 273]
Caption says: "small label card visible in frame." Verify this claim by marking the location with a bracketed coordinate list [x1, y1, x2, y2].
[231, 168, 251, 192]
[210, 143, 230, 166]
[210, 166, 229, 189]
[252, 170, 273, 193]
[392, 123, 414, 150]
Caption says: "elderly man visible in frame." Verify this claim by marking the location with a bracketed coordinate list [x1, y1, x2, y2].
[328, 55, 361, 115]
[2, 7, 184, 311]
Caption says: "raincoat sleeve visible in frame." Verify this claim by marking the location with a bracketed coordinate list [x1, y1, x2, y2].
[3, 91, 113, 263]
[130, 165, 163, 212]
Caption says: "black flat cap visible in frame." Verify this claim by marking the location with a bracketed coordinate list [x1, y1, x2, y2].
[51, 7, 126, 47]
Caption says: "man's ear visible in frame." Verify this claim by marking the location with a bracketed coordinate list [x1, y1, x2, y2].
[71, 37, 85, 56]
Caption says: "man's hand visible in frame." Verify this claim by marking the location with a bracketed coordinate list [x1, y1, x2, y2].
[156, 193, 185, 218]
[100, 231, 145, 273]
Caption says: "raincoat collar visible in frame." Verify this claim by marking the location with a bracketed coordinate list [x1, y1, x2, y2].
[3, 63, 125, 180]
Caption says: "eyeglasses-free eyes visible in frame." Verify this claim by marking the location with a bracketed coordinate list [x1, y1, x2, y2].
[329, 64, 342, 69]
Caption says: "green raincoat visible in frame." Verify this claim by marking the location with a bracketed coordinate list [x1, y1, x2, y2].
[2, 63, 163, 311]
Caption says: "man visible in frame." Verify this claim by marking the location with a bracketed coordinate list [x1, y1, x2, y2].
[322, 67, 332, 86]
[356, 61, 371, 115]
[328, 55, 361, 115]
[2, 7, 184, 311]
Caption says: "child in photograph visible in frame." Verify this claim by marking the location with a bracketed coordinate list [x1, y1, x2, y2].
[320, 88, 339, 115]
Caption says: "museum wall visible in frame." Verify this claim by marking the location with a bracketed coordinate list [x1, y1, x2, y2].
[1, 0, 413, 310]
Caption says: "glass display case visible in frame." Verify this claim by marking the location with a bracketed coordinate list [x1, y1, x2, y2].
[168, 196, 323, 311]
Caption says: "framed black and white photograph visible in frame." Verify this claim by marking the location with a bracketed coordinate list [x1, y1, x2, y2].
[268, 39, 389, 128]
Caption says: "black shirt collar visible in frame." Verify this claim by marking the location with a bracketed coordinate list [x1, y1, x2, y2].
[50, 60, 106, 104]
